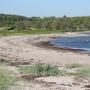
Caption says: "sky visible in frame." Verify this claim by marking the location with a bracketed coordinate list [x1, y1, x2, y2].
[0, 0, 90, 17]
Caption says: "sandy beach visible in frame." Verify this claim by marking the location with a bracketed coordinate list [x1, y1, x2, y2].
[0, 32, 90, 90]
[0, 32, 90, 66]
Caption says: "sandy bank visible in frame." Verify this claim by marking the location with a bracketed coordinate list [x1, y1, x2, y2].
[0, 32, 90, 66]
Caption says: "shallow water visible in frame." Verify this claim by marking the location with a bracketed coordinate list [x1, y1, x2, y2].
[50, 36, 90, 51]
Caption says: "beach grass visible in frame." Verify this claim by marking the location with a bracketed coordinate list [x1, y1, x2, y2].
[0, 59, 9, 65]
[0, 68, 17, 90]
[19, 63, 67, 77]
[75, 67, 90, 77]
[0, 29, 67, 36]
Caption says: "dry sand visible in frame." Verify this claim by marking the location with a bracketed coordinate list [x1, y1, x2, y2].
[0, 32, 90, 66]
[0, 32, 90, 90]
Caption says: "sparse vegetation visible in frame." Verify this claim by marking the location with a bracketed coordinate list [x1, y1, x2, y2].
[0, 68, 17, 90]
[65, 63, 82, 69]
[0, 59, 9, 64]
[75, 68, 90, 77]
[19, 63, 67, 77]
[19, 63, 90, 78]
[0, 29, 65, 36]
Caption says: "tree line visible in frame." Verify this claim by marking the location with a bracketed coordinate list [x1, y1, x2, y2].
[0, 14, 90, 31]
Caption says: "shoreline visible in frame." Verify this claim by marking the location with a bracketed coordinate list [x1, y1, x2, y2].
[0, 32, 90, 66]
[33, 35, 90, 55]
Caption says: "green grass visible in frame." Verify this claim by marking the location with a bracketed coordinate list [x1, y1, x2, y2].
[75, 67, 90, 77]
[0, 29, 66, 36]
[19, 64, 67, 77]
[0, 59, 9, 64]
[0, 29, 89, 36]
[0, 68, 17, 90]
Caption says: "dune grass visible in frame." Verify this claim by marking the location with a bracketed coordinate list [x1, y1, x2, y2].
[19, 63, 67, 77]
[0, 59, 9, 65]
[75, 67, 90, 77]
[0, 68, 17, 90]
[0, 29, 66, 36]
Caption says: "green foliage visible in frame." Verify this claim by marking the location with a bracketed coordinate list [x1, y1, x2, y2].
[75, 68, 90, 77]
[0, 29, 65, 36]
[0, 59, 9, 64]
[19, 64, 67, 77]
[0, 14, 90, 32]
[0, 68, 17, 90]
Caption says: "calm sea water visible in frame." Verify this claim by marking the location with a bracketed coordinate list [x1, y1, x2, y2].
[50, 36, 90, 51]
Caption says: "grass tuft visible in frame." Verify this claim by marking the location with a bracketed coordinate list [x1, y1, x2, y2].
[75, 68, 90, 77]
[19, 63, 67, 77]
[0, 68, 17, 90]
[0, 59, 9, 64]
